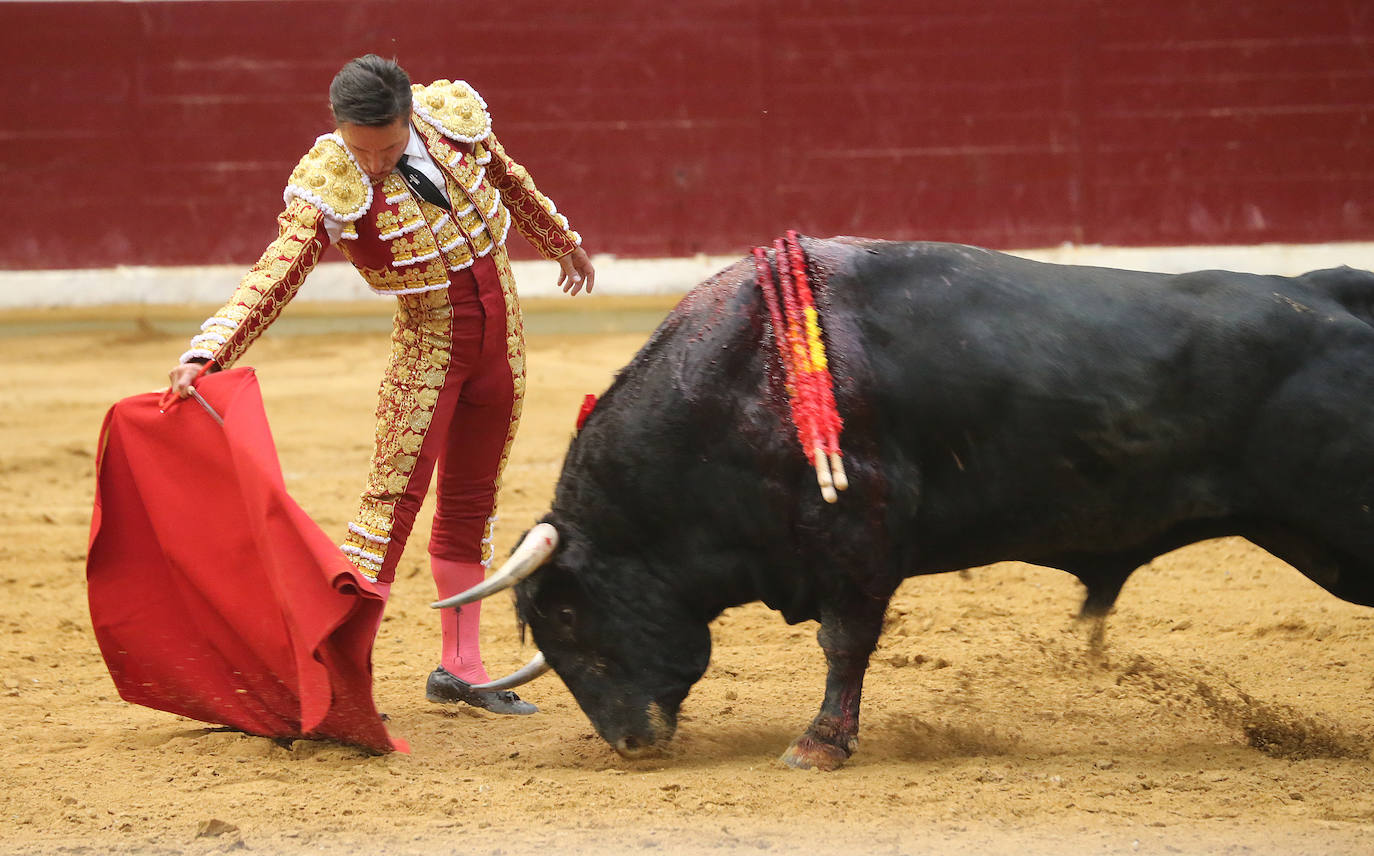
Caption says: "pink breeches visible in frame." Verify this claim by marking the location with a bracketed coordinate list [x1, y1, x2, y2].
[342, 255, 519, 584]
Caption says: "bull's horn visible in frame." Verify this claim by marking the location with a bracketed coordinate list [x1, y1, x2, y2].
[430, 522, 559, 610]
[468, 652, 550, 691]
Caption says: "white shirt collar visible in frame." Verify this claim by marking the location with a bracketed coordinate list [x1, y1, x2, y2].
[403, 123, 430, 161]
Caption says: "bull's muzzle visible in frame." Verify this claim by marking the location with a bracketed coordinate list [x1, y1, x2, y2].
[613, 735, 656, 759]
[609, 701, 674, 759]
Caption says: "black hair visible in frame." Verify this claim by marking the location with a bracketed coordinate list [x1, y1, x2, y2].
[329, 54, 412, 126]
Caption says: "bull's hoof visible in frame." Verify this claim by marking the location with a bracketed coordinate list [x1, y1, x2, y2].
[779, 734, 855, 771]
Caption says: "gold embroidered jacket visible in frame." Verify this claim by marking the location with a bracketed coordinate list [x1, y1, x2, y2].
[181, 80, 582, 368]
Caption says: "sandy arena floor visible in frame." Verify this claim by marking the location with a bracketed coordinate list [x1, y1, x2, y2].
[1, 297, 1372, 855]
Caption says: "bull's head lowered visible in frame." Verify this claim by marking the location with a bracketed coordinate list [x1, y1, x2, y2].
[432, 522, 712, 759]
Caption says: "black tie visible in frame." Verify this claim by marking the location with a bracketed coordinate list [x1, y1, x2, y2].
[396, 155, 449, 209]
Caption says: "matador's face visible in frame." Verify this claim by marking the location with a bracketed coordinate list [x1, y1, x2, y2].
[338, 118, 409, 185]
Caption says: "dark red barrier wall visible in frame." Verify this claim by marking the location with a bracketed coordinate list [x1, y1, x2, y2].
[3, 0, 1372, 269]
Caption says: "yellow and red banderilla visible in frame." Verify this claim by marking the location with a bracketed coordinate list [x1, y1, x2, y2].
[752, 231, 847, 502]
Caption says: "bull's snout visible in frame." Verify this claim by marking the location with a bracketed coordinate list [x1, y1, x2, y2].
[613, 734, 660, 759]
[603, 699, 675, 759]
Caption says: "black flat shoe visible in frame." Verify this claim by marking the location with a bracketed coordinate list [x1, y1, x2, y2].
[425, 666, 538, 715]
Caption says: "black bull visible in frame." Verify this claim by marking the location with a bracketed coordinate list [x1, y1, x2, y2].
[451, 237, 1374, 770]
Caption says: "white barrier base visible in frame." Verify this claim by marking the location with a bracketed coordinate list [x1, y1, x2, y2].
[3, 243, 1372, 309]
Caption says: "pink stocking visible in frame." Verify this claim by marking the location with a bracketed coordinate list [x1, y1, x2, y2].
[431, 558, 489, 684]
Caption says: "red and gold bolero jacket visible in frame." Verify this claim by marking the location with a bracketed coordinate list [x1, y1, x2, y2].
[181, 80, 582, 368]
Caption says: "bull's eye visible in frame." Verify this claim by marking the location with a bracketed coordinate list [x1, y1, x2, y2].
[557, 606, 576, 628]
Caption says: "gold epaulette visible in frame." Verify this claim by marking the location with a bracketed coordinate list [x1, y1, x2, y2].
[411, 80, 491, 144]
[283, 134, 371, 222]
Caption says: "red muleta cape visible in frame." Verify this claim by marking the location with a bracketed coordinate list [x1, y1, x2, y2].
[86, 367, 406, 753]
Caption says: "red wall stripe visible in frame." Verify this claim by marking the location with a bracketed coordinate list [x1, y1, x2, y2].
[2, 0, 1371, 270]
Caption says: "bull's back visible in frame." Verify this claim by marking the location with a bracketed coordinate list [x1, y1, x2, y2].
[817, 240, 1374, 567]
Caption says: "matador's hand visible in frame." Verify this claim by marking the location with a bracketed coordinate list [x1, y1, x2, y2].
[168, 362, 203, 399]
[557, 248, 595, 296]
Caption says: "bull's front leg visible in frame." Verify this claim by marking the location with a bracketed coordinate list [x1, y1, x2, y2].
[780, 592, 891, 771]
